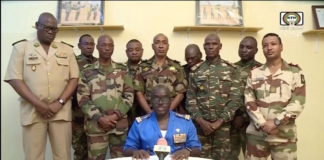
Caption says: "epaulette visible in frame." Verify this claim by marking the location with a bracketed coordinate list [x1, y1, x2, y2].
[288, 63, 302, 70]
[61, 41, 74, 48]
[172, 59, 181, 65]
[12, 39, 27, 46]
[140, 59, 148, 64]
[135, 113, 151, 123]
[222, 59, 236, 68]
[190, 61, 204, 71]
[175, 112, 190, 121]
[83, 63, 92, 69]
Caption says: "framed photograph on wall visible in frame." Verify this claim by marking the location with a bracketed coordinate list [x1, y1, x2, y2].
[196, 1, 243, 26]
[312, 5, 324, 29]
[57, 1, 104, 26]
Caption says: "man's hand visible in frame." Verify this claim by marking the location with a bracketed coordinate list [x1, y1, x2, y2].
[262, 119, 277, 133]
[48, 100, 63, 114]
[98, 115, 117, 130]
[35, 101, 54, 119]
[211, 119, 224, 130]
[232, 115, 244, 129]
[197, 118, 214, 135]
[268, 128, 279, 135]
[172, 148, 190, 160]
[132, 149, 150, 160]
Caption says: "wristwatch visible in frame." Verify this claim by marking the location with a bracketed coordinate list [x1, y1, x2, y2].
[274, 118, 281, 126]
[57, 98, 65, 106]
[185, 147, 193, 155]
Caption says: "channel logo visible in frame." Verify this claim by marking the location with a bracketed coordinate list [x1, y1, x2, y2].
[280, 12, 303, 26]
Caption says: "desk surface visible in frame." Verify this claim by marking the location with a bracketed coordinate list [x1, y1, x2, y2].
[110, 155, 212, 160]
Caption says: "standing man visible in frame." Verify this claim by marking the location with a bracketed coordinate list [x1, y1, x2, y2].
[210, 8, 214, 19]
[72, 34, 97, 160]
[74, 1, 81, 21]
[87, 4, 92, 20]
[229, 36, 263, 160]
[186, 33, 242, 160]
[65, 1, 72, 21]
[181, 44, 203, 114]
[245, 33, 305, 160]
[125, 39, 144, 126]
[4, 12, 79, 160]
[134, 33, 187, 115]
[77, 34, 134, 159]
[93, 4, 99, 20]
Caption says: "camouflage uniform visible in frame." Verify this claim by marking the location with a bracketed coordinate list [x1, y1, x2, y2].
[72, 54, 98, 160]
[229, 59, 263, 160]
[244, 60, 305, 160]
[186, 57, 242, 160]
[77, 60, 134, 160]
[133, 56, 187, 113]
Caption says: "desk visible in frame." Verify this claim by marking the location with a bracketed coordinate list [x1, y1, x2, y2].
[109, 155, 212, 160]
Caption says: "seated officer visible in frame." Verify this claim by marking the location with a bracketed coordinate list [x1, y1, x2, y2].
[123, 85, 201, 160]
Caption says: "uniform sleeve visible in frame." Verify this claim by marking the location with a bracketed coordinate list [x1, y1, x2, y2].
[185, 119, 201, 150]
[218, 69, 243, 122]
[233, 75, 249, 122]
[186, 72, 203, 120]
[4, 44, 25, 82]
[68, 52, 79, 79]
[77, 71, 102, 122]
[174, 67, 187, 94]
[276, 70, 306, 123]
[245, 73, 267, 128]
[123, 122, 141, 151]
[133, 67, 145, 92]
[114, 72, 134, 118]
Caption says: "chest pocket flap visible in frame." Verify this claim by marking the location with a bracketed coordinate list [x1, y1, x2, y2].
[56, 58, 69, 66]
[26, 54, 41, 65]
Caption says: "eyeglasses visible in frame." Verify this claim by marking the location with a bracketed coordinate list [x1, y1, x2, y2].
[38, 23, 59, 33]
[151, 97, 170, 104]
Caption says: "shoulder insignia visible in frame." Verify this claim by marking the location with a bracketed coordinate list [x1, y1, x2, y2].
[12, 39, 27, 46]
[83, 63, 93, 69]
[222, 59, 236, 68]
[140, 59, 148, 63]
[136, 113, 151, 123]
[289, 63, 302, 70]
[61, 41, 74, 48]
[116, 62, 126, 67]
[190, 61, 204, 71]
[175, 112, 190, 121]
[172, 59, 181, 65]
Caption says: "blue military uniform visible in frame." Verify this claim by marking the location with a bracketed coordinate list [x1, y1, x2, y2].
[123, 111, 201, 155]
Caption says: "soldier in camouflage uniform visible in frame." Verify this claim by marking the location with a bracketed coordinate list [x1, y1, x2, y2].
[133, 33, 187, 115]
[72, 34, 97, 160]
[124, 39, 143, 127]
[229, 36, 263, 160]
[245, 33, 306, 160]
[77, 34, 134, 160]
[187, 34, 242, 160]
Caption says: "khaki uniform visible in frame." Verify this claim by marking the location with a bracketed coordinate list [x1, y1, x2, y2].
[4, 39, 79, 160]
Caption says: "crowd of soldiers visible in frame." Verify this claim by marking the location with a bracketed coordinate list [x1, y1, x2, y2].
[4, 12, 305, 160]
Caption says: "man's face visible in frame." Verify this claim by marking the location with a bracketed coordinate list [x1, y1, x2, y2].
[37, 16, 58, 44]
[97, 37, 114, 59]
[152, 35, 169, 57]
[78, 36, 95, 57]
[126, 42, 143, 62]
[238, 39, 258, 62]
[151, 88, 171, 116]
[185, 50, 201, 68]
[262, 36, 282, 61]
[203, 36, 222, 59]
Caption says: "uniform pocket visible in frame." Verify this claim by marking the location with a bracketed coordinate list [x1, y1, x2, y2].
[56, 58, 69, 66]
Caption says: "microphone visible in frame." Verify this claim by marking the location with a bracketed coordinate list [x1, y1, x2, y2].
[153, 138, 170, 160]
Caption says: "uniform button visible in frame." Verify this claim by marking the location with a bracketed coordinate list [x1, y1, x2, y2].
[48, 97, 51, 100]
[48, 72, 51, 76]
[48, 85, 51, 88]
[47, 61, 50, 65]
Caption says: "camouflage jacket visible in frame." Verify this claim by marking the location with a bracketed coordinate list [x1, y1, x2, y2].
[234, 59, 263, 122]
[77, 60, 134, 135]
[124, 60, 140, 79]
[186, 57, 242, 122]
[245, 59, 305, 143]
[133, 56, 187, 105]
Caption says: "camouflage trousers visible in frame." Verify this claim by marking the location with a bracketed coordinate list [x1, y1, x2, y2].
[228, 124, 248, 160]
[72, 119, 88, 160]
[245, 134, 297, 160]
[196, 122, 231, 160]
[87, 133, 127, 160]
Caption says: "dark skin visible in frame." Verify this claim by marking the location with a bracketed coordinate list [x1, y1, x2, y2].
[197, 34, 224, 135]
[95, 34, 119, 130]
[9, 12, 78, 119]
[185, 44, 202, 68]
[137, 34, 183, 113]
[261, 35, 284, 134]
[78, 35, 95, 59]
[126, 85, 200, 160]
[126, 41, 143, 65]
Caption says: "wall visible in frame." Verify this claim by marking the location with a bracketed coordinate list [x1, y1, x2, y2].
[1, 1, 324, 160]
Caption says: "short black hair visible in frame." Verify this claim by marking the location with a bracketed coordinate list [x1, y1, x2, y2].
[79, 34, 92, 43]
[242, 36, 258, 47]
[126, 39, 142, 48]
[262, 33, 282, 45]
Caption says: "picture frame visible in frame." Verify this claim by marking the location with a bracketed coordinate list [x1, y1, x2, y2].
[57, 1, 104, 26]
[312, 5, 324, 29]
[196, 1, 243, 26]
